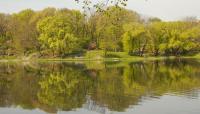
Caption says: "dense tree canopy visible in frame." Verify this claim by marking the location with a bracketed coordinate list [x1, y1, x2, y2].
[37, 13, 83, 56]
[0, 6, 199, 58]
[0, 13, 11, 56]
[96, 7, 140, 52]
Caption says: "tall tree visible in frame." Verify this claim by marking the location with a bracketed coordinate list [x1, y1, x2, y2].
[10, 9, 37, 56]
[95, 6, 140, 54]
[0, 13, 12, 56]
[37, 10, 86, 57]
[122, 22, 148, 56]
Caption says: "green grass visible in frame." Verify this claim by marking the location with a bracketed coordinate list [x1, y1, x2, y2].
[194, 53, 200, 58]
[0, 51, 199, 62]
[37, 50, 178, 62]
[85, 50, 137, 59]
[179, 53, 200, 59]
[106, 52, 133, 58]
[84, 50, 177, 61]
[0, 56, 16, 60]
[85, 50, 105, 59]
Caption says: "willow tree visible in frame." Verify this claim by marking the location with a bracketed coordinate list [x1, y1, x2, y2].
[122, 23, 147, 56]
[37, 10, 86, 57]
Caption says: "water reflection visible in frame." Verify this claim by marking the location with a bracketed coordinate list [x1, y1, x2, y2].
[0, 59, 199, 114]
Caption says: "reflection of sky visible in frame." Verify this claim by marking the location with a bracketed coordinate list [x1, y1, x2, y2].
[116, 94, 200, 114]
[0, 0, 200, 21]
[1, 92, 200, 114]
[0, 108, 46, 114]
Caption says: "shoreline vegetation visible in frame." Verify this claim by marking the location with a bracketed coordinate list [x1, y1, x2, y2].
[0, 7, 199, 61]
[0, 51, 199, 62]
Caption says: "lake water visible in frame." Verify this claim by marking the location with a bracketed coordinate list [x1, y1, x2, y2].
[0, 59, 200, 114]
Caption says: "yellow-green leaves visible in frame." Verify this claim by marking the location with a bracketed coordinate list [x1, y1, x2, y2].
[122, 23, 146, 55]
[37, 11, 85, 56]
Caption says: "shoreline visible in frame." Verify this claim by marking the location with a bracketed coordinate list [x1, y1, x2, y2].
[0, 56, 199, 62]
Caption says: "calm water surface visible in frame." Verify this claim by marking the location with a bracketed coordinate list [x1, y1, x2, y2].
[0, 59, 200, 114]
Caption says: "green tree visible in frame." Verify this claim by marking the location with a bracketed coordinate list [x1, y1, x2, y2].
[10, 9, 37, 56]
[37, 10, 87, 57]
[147, 22, 168, 56]
[0, 13, 12, 56]
[37, 17, 78, 56]
[122, 23, 148, 56]
[96, 6, 140, 55]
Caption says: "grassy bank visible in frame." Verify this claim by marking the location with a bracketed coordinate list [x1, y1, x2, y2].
[0, 51, 200, 62]
[37, 51, 200, 62]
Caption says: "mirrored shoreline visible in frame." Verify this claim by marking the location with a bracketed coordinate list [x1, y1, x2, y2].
[0, 59, 200, 114]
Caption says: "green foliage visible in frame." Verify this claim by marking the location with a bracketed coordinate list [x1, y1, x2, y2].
[0, 14, 12, 56]
[36, 9, 88, 57]
[8, 9, 40, 56]
[37, 16, 79, 56]
[122, 23, 147, 56]
[38, 70, 90, 109]
[0, 60, 200, 113]
[96, 6, 140, 53]
[75, 0, 128, 13]
[0, 7, 199, 58]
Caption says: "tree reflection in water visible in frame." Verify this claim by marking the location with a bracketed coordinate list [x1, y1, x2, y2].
[0, 59, 199, 114]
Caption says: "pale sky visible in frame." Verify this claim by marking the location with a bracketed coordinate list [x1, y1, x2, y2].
[0, 0, 200, 21]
